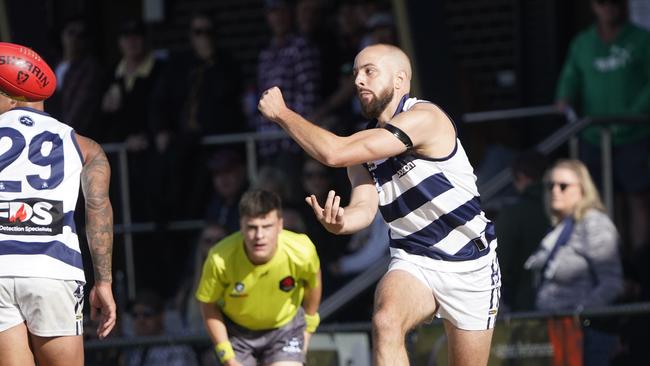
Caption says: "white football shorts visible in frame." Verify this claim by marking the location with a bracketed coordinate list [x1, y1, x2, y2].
[0, 277, 84, 336]
[387, 254, 501, 330]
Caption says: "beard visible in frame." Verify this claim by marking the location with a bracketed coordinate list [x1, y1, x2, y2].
[359, 87, 394, 119]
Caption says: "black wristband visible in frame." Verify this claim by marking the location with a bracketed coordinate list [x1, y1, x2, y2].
[384, 124, 413, 149]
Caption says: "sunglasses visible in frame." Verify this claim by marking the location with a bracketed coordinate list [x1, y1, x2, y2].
[191, 27, 213, 36]
[545, 181, 577, 192]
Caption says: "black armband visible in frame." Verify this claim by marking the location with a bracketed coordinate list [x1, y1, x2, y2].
[384, 123, 413, 149]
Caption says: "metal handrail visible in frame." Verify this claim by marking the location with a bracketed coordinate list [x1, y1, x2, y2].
[479, 115, 591, 201]
[84, 301, 650, 351]
[462, 105, 561, 123]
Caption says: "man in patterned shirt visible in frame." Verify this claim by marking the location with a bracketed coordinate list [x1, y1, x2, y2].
[254, 0, 321, 172]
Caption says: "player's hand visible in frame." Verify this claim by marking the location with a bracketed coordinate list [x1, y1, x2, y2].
[89, 281, 117, 339]
[258, 86, 289, 123]
[225, 359, 244, 366]
[305, 190, 345, 234]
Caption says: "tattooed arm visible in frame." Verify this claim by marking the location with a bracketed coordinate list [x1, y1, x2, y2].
[77, 134, 117, 339]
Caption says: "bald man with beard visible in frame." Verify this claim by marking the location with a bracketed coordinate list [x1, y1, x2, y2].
[259, 44, 500, 366]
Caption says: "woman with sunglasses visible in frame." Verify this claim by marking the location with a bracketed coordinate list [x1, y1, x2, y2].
[525, 159, 623, 365]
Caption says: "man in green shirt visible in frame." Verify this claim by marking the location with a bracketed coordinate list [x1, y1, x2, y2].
[555, 0, 650, 256]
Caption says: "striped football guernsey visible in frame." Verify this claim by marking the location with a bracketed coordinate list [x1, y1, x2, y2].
[364, 96, 497, 272]
[0, 107, 85, 282]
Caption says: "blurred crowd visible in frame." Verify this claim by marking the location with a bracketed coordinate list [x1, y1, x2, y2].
[48, 0, 395, 355]
[23, 0, 650, 364]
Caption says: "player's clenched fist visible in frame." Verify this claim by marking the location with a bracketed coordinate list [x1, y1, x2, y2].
[258, 86, 288, 122]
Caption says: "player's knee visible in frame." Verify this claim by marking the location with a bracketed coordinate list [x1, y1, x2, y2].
[372, 308, 404, 339]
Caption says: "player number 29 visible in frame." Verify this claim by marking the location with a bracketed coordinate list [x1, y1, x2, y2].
[0, 127, 64, 192]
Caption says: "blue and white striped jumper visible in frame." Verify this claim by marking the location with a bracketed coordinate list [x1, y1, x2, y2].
[0, 107, 85, 282]
[364, 96, 497, 272]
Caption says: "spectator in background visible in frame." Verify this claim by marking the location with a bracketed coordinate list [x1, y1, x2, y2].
[254, 164, 295, 207]
[149, 12, 245, 221]
[47, 16, 106, 137]
[122, 290, 199, 366]
[298, 158, 350, 295]
[310, 4, 399, 135]
[525, 159, 623, 366]
[254, 0, 321, 178]
[495, 150, 550, 312]
[172, 223, 228, 366]
[329, 212, 389, 278]
[296, 0, 339, 103]
[327, 211, 389, 323]
[554, 0, 650, 263]
[204, 149, 249, 233]
[100, 18, 166, 222]
[174, 223, 228, 333]
[360, 12, 397, 49]
[253, 164, 308, 233]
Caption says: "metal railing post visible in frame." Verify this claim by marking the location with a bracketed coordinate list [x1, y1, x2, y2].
[246, 138, 258, 184]
[117, 147, 136, 300]
[600, 127, 614, 218]
[565, 107, 580, 159]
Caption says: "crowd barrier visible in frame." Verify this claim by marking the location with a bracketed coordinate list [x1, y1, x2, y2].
[85, 302, 650, 365]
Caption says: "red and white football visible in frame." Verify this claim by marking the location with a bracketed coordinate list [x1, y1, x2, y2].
[0, 42, 56, 102]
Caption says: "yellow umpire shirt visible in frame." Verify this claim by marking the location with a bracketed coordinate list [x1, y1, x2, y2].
[195, 229, 320, 330]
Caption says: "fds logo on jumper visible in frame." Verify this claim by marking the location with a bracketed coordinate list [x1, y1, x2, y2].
[0, 198, 63, 235]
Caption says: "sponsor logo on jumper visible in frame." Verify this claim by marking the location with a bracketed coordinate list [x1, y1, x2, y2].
[279, 276, 296, 292]
[0, 198, 64, 235]
[19, 116, 34, 126]
[234, 282, 245, 292]
[229, 282, 248, 297]
[0, 55, 51, 89]
[396, 161, 416, 178]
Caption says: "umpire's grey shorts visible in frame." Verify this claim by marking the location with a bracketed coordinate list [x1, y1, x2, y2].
[223, 308, 306, 366]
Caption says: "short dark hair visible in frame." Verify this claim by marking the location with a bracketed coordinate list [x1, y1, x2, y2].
[239, 189, 283, 218]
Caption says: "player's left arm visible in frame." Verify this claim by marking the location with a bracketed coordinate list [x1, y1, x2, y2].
[259, 87, 452, 166]
[302, 269, 322, 352]
[77, 134, 116, 339]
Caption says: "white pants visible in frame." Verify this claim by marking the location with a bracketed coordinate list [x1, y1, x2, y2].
[0, 277, 84, 336]
[387, 255, 501, 330]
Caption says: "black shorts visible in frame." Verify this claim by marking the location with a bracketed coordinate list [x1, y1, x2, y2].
[580, 137, 650, 193]
[223, 309, 306, 366]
